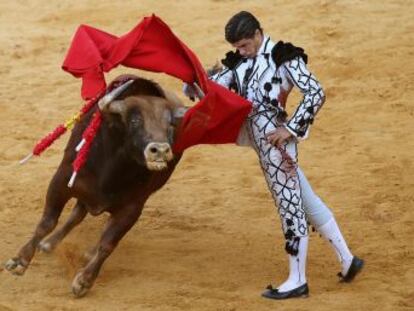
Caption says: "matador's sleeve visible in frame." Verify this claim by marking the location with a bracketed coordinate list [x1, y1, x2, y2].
[282, 56, 326, 139]
[210, 67, 234, 89]
[209, 50, 244, 91]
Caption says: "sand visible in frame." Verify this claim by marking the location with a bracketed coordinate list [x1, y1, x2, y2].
[0, 0, 413, 310]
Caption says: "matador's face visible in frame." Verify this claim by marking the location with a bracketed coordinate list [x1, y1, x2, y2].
[231, 29, 263, 59]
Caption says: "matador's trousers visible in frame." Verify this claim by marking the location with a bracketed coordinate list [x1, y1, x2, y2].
[246, 109, 333, 240]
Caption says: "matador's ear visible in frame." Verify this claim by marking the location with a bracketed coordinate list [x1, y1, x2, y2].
[221, 50, 243, 69]
[271, 41, 308, 67]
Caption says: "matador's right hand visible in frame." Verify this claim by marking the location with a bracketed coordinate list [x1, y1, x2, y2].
[182, 83, 196, 102]
[266, 127, 292, 147]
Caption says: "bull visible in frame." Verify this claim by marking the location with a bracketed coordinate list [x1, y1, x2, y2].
[5, 74, 188, 297]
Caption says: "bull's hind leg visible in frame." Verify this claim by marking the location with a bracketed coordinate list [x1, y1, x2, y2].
[5, 171, 70, 275]
[38, 200, 87, 253]
[71, 203, 143, 297]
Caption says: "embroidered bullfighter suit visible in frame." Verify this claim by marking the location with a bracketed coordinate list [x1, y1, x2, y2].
[211, 36, 329, 252]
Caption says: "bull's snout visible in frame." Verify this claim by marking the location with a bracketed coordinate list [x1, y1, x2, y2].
[144, 142, 173, 171]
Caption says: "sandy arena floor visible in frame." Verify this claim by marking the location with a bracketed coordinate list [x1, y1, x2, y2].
[0, 1, 413, 310]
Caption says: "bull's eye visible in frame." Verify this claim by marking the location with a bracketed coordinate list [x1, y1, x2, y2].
[130, 116, 141, 128]
[167, 126, 174, 144]
[164, 110, 172, 124]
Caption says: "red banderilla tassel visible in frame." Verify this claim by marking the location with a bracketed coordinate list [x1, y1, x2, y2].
[68, 111, 103, 187]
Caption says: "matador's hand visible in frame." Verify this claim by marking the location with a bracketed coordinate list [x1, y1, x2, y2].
[182, 83, 196, 102]
[266, 127, 292, 147]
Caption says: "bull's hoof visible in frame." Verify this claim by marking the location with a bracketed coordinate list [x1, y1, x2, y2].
[4, 258, 28, 276]
[72, 271, 93, 298]
[38, 240, 54, 253]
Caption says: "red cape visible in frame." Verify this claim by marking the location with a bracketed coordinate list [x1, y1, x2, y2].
[62, 15, 252, 152]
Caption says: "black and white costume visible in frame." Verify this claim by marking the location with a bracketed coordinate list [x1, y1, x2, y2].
[210, 36, 359, 294]
[212, 36, 327, 240]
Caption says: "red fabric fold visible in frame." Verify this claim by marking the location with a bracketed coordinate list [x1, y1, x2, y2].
[62, 14, 251, 152]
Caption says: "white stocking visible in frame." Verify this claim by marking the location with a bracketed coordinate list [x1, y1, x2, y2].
[277, 235, 308, 292]
[317, 217, 353, 276]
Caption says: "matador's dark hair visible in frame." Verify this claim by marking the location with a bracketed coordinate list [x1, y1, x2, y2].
[225, 11, 263, 43]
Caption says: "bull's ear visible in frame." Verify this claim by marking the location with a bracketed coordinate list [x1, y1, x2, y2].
[171, 106, 189, 126]
[105, 100, 126, 116]
[108, 100, 126, 116]
[101, 100, 127, 127]
[168, 106, 189, 145]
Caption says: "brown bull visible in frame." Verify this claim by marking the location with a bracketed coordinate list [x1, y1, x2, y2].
[5, 75, 187, 297]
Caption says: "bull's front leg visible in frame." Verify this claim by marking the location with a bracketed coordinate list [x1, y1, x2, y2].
[38, 200, 87, 253]
[5, 171, 70, 275]
[71, 202, 143, 297]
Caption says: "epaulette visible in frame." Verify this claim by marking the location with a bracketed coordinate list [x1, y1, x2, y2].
[221, 50, 243, 70]
[271, 41, 308, 67]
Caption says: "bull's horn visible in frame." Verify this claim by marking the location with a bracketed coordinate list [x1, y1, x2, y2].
[98, 79, 134, 110]
[192, 82, 205, 99]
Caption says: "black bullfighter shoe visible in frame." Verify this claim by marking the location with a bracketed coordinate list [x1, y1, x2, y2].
[261, 283, 309, 300]
[338, 256, 364, 282]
